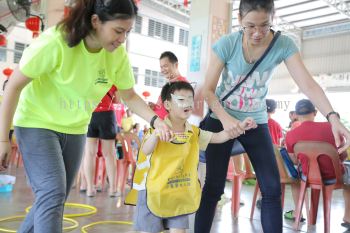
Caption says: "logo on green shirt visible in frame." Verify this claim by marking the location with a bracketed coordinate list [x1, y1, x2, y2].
[95, 69, 108, 84]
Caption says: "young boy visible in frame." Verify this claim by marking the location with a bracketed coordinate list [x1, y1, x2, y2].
[129, 81, 256, 233]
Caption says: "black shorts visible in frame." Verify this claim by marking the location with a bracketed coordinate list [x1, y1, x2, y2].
[87, 111, 117, 139]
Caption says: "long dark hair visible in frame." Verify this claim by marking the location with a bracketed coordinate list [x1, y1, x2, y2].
[57, 0, 138, 47]
[239, 0, 274, 18]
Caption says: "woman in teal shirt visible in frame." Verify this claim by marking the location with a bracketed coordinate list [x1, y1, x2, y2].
[195, 0, 350, 232]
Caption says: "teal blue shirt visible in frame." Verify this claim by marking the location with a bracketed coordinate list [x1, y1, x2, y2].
[212, 31, 298, 124]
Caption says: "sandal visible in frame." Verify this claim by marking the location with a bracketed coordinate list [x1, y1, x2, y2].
[341, 221, 350, 229]
[86, 189, 96, 197]
[243, 179, 256, 186]
[109, 191, 121, 198]
[284, 210, 305, 222]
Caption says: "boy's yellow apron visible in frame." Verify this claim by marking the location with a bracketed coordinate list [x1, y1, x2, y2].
[125, 126, 201, 218]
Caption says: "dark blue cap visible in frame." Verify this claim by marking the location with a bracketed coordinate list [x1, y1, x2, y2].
[295, 99, 316, 115]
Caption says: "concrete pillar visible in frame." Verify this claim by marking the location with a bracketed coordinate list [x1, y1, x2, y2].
[187, 0, 232, 117]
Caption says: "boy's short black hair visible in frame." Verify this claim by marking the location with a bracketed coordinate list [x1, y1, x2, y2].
[160, 81, 194, 103]
[159, 51, 178, 64]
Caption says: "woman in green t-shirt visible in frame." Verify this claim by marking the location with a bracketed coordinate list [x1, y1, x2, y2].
[0, 0, 171, 232]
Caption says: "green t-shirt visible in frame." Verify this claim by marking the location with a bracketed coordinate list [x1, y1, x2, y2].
[14, 27, 135, 134]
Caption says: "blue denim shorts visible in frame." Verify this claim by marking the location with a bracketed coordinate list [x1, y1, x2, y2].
[133, 190, 189, 233]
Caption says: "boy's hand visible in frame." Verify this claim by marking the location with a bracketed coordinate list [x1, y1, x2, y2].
[153, 118, 173, 142]
[240, 117, 257, 131]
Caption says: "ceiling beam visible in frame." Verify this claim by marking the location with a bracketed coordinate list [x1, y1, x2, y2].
[322, 0, 350, 18]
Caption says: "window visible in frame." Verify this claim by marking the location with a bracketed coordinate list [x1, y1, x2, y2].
[179, 29, 189, 46]
[144, 69, 164, 88]
[132, 67, 139, 84]
[167, 25, 174, 42]
[0, 45, 6, 62]
[148, 19, 174, 42]
[14, 42, 27, 64]
[155, 21, 161, 37]
[145, 70, 151, 86]
[161, 24, 168, 41]
[148, 19, 155, 37]
[134, 16, 142, 34]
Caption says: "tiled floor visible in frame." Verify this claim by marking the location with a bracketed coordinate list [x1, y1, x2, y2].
[1, 166, 350, 233]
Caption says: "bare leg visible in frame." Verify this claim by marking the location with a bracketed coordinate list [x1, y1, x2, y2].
[290, 182, 300, 217]
[101, 139, 117, 196]
[343, 185, 350, 223]
[243, 153, 254, 178]
[232, 154, 243, 173]
[78, 163, 87, 191]
[83, 138, 99, 196]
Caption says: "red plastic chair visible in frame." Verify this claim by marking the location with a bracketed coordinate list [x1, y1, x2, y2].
[250, 145, 298, 220]
[227, 153, 255, 218]
[292, 141, 343, 233]
[94, 140, 107, 190]
[116, 132, 140, 195]
[9, 143, 22, 168]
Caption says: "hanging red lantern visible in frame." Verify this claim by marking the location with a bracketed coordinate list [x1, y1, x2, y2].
[3, 68, 13, 78]
[25, 16, 41, 32]
[0, 35, 6, 46]
[142, 91, 150, 98]
[184, 0, 188, 7]
[64, 6, 71, 17]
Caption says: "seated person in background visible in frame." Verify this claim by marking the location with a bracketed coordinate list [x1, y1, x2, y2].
[288, 110, 301, 130]
[284, 99, 348, 226]
[266, 99, 284, 146]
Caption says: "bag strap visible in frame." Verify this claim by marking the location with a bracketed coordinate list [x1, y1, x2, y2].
[220, 30, 281, 103]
